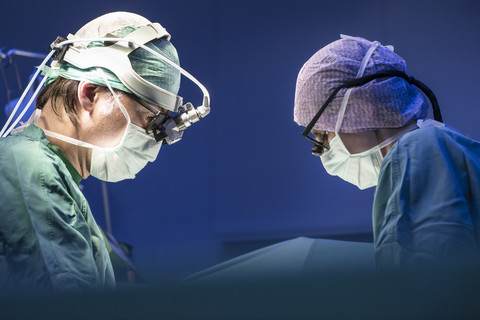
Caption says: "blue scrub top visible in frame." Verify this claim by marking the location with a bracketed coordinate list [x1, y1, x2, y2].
[0, 124, 115, 292]
[373, 124, 480, 268]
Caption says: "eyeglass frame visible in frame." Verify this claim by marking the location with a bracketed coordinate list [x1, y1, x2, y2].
[127, 93, 172, 142]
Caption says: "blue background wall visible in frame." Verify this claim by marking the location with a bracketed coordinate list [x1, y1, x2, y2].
[1, 0, 479, 282]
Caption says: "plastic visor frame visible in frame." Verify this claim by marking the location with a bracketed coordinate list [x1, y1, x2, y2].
[56, 32, 211, 144]
[0, 27, 210, 140]
[56, 28, 210, 114]
[301, 70, 443, 156]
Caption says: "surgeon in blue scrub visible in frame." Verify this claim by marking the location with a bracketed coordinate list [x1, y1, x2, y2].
[0, 12, 209, 291]
[294, 35, 480, 268]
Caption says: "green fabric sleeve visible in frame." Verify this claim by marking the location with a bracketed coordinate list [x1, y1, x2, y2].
[0, 125, 115, 290]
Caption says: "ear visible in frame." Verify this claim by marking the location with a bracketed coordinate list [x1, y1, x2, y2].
[77, 81, 97, 113]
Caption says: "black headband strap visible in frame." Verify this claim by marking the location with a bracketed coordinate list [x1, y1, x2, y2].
[302, 71, 442, 136]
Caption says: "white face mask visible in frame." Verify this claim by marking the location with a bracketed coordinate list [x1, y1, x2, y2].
[43, 69, 162, 182]
[89, 122, 161, 182]
[320, 131, 407, 190]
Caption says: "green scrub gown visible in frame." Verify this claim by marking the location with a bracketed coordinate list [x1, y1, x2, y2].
[373, 124, 480, 267]
[0, 124, 115, 291]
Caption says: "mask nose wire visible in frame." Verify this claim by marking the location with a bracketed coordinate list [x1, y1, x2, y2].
[333, 41, 380, 136]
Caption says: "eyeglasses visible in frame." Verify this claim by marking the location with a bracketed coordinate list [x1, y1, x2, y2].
[127, 93, 172, 142]
[304, 130, 329, 157]
[300, 70, 443, 157]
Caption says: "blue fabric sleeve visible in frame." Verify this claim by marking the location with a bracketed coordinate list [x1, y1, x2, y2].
[373, 126, 480, 268]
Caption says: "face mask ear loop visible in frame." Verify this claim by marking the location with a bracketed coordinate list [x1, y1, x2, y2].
[378, 121, 418, 149]
[351, 121, 419, 158]
[334, 42, 380, 136]
[0, 49, 56, 137]
[334, 88, 352, 135]
[42, 127, 98, 149]
[97, 67, 132, 147]
[357, 42, 379, 76]
[97, 68, 130, 122]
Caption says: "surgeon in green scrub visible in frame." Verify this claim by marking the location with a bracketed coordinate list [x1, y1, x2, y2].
[0, 11, 207, 291]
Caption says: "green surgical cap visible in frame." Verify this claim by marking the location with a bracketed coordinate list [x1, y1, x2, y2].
[43, 25, 181, 102]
